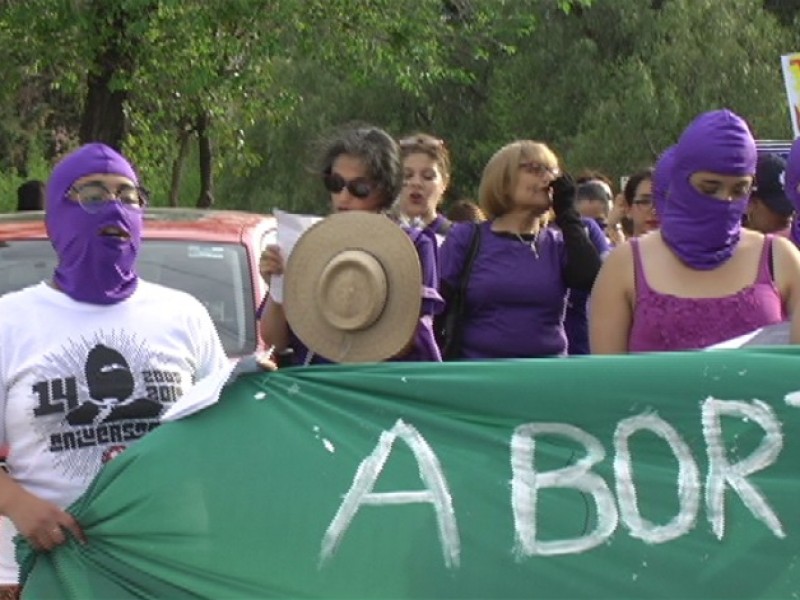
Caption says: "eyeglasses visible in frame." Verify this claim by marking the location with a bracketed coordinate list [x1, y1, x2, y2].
[69, 182, 149, 213]
[519, 161, 560, 178]
[323, 173, 375, 199]
[632, 196, 654, 207]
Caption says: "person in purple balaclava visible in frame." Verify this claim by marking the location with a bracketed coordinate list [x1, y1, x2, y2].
[590, 109, 800, 353]
[0, 143, 238, 593]
[46, 142, 144, 304]
[786, 137, 800, 248]
[652, 145, 676, 215]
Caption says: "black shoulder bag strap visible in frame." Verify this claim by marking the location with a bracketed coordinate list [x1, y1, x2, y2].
[442, 223, 481, 360]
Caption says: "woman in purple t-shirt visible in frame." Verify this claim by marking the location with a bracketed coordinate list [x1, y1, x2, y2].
[439, 140, 602, 359]
[590, 109, 800, 353]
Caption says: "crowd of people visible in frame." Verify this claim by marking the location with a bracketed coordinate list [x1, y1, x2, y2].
[1, 107, 800, 597]
[259, 108, 800, 365]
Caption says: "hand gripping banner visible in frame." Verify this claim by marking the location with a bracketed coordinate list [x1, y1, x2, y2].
[18, 348, 800, 599]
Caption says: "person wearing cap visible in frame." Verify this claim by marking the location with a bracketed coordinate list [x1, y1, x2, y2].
[745, 153, 793, 236]
[590, 109, 800, 353]
[0, 143, 234, 593]
[786, 138, 800, 248]
[259, 125, 443, 365]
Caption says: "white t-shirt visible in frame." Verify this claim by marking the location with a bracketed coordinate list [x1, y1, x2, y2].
[0, 280, 229, 583]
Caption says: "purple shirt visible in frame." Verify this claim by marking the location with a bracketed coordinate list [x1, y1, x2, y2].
[439, 221, 568, 359]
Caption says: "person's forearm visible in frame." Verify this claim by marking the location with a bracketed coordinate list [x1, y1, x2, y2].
[0, 470, 27, 519]
[557, 209, 602, 289]
[259, 298, 289, 352]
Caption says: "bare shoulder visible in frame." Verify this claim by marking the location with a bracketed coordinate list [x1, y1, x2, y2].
[771, 234, 800, 258]
[602, 239, 635, 272]
[739, 228, 767, 251]
[771, 234, 800, 274]
[595, 239, 635, 294]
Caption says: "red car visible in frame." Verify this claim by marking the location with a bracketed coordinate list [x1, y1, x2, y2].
[0, 208, 276, 358]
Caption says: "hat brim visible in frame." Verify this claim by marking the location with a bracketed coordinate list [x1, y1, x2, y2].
[284, 212, 422, 363]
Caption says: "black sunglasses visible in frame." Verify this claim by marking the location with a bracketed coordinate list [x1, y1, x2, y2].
[322, 173, 375, 199]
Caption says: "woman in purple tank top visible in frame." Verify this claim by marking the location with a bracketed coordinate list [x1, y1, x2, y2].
[590, 109, 800, 353]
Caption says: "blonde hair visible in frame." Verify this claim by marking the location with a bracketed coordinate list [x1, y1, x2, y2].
[478, 141, 559, 219]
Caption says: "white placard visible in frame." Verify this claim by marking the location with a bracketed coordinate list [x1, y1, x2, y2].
[780, 53, 800, 139]
[269, 209, 323, 303]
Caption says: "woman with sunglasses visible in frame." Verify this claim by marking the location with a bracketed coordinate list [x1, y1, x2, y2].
[259, 125, 443, 365]
[590, 109, 800, 353]
[437, 140, 602, 359]
[392, 133, 453, 246]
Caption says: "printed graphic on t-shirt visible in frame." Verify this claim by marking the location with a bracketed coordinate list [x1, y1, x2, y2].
[30, 330, 188, 479]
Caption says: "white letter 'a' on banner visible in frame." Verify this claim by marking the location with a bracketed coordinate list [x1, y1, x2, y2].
[319, 419, 460, 568]
[614, 414, 701, 544]
[511, 423, 618, 557]
[702, 398, 784, 540]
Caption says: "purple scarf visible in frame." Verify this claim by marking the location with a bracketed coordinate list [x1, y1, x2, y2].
[660, 109, 756, 270]
[786, 137, 800, 247]
[46, 143, 142, 304]
[652, 145, 676, 215]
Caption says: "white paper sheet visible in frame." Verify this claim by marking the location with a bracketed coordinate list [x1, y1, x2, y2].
[268, 209, 323, 304]
[705, 321, 791, 350]
[161, 361, 236, 422]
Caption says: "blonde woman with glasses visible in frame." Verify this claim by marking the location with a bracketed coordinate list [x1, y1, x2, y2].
[437, 140, 602, 359]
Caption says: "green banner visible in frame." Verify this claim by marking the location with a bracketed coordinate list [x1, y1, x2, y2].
[18, 348, 800, 599]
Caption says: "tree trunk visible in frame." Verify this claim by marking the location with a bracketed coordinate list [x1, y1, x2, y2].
[78, 1, 155, 149]
[79, 70, 128, 149]
[78, 6, 131, 148]
[196, 111, 215, 209]
[169, 124, 193, 207]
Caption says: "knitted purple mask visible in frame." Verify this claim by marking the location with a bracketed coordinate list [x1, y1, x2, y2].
[46, 143, 142, 304]
[660, 110, 756, 270]
[652, 145, 676, 215]
[785, 137, 800, 247]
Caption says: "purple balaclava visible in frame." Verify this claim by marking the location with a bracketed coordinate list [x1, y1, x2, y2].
[46, 143, 142, 304]
[652, 145, 676, 215]
[660, 109, 756, 270]
[785, 137, 800, 248]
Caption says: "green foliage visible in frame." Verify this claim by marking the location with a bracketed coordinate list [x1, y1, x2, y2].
[0, 0, 797, 212]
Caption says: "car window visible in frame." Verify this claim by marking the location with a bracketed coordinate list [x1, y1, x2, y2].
[0, 240, 255, 357]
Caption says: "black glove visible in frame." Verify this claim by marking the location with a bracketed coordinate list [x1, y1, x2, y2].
[550, 173, 577, 219]
[549, 173, 601, 290]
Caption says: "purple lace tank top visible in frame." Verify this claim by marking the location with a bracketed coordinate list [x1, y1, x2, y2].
[628, 235, 784, 352]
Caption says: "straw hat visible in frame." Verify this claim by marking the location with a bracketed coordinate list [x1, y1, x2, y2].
[284, 212, 422, 363]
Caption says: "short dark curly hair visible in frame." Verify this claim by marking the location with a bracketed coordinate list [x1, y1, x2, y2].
[317, 124, 401, 209]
